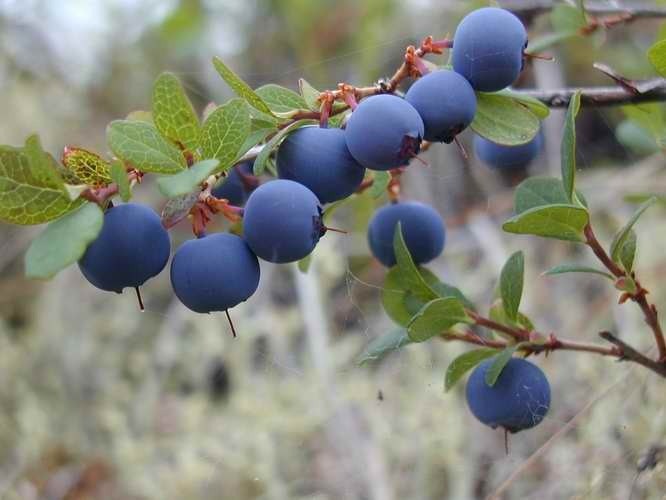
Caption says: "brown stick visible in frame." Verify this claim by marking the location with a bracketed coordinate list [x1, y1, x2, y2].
[500, 0, 666, 19]
[599, 331, 666, 377]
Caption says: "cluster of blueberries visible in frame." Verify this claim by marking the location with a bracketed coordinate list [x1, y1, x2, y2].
[76, 7, 550, 434]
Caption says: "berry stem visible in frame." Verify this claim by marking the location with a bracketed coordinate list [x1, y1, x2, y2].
[225, 309, 238, 338]
[134, 287, 145, 312]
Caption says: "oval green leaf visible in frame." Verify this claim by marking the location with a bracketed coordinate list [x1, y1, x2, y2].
[407, 297, 470, 343]
[152, 72, 201, 152]
[25, 202, 104, 279]
[107, 120, 187, 174]
[445, 348, 499, 392]
[503, 204, 589, 242]
[471, 92, 540, 146]
[157, 159, 220, 198]
[500, 251, 524, 322]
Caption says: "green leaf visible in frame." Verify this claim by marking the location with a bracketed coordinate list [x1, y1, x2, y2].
[255, 84, 308, 113]
[24, 203, 103, 279]
[407, 297, 470, 343]
[494, 89, 550, 119]
[0, 145, 84, 225]
[200, 98, 252, 171]
[299, 78, 321, 111]
[619, 230, 637, 273]
[471, 92, 540, 146]
[562, 90, 582, 203]
[503, 204, 590, 242]
[253, 119, 316, 175]
[369, 171, 390, 198]
[444, 348, 499, 392]
[393, 222, 438, 302]
[107, 120, 187, 174]
[609, 196, 657, 264]
[513, 176, 588, 214]
[500, 251, 524, 322]
[382, 266, 442, 326]
[543, 264, 614, 280]
[489, 300, 535, 335]
[237, 125, 276, 161]
[484, 346, 519, 387]
[358, 329, 411, 365]
[648, 39, 666, 78]
[212, 56, 273, 116]
[152, 72, 201, 152]
[157, 159, 219, 198]
[431, 281, 475, 311]
[514, 176, 567, 213]
[62, 147, 112, 187]
[551, 4, 587, 34]
[24, 135, 64, 188]
[109, 160, 131, 202]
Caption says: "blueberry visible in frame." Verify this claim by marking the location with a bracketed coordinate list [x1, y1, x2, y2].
[474, 132, 542, 169]
[452, 7, 527, 92]
[243, 179, 323, 263]
[344, 94, 424, 171]
[277, 126, 366, 204]
[466, 357, 551, 433]
[367, 201, 445, 267]
[78, 203, 170, 293]
[211, 161, 255, 206]
[405, 70, 477, 143]
[170, 233, 260, 313]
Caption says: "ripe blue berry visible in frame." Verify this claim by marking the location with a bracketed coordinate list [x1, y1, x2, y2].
[243, 179, 323, 263]
[367, 201, 445, 267]
[474, 132, 542, 169]
[277, 126, 366, 204]
[170, 233, 260, 313]
[211, 161, 255, 206]
[466, 357, 551, 433]
[78, 203, 170, 293]
[452, 7, 527, 92]
[405, 70, 477, 143]
[344, 94, 424, 171]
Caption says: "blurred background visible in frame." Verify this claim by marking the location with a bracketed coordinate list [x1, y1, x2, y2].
[1, 0, 666, 498]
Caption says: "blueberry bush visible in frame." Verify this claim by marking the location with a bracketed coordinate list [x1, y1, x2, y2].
[2, 2, 666, 496]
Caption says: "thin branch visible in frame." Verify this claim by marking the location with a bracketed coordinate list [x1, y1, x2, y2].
[600, 331, 666, 377]
[467, 310, 530, 342]
[584, 224, 625, 278]
[513, 78, 666, 108]
[500, 0, 666, 18]
[632, 295, 666, 362]
[584, 224, 666, 361]
[442, 326, 620, 358]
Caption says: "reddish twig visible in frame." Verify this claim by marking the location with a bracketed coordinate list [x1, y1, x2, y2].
[584, 224, 666, 362]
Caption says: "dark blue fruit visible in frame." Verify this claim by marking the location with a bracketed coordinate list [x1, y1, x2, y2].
[79, 203, 170, 293]
[405, 70, 477, 143]
[474, 132, 542, 169]
[452, 7, 527, 92]
[211, 161, 255, 206]
[170, 233, 260, 313]
[277, 126, 366, 204]
[367, 201, 445, 267]
[344, 94, 424, 171]
[466, 357, 551, 433]
[243, 179, 323, 263]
